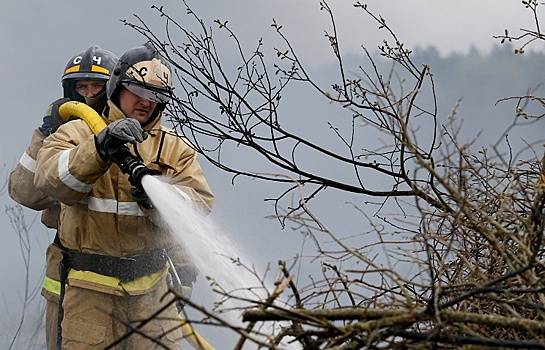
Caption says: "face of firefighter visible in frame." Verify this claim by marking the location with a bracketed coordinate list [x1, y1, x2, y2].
[118, 87, 158, 124]
[74, 79, 106, 98]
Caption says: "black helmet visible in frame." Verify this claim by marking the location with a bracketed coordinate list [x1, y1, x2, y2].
[107, 42, 173, 110]
[62, 45, 118, 103]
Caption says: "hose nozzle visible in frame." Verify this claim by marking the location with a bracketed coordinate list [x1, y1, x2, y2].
[109, 147, 159, 191]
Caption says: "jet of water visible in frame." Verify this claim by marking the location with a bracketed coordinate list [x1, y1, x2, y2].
[141, 175, 299, 349]
[142, 176, 265, 304]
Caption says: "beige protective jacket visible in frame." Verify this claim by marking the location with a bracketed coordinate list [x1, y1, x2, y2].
[9, 129, 60, 229]
[9, 128, 63, 305]
[34, 101, 214, 295]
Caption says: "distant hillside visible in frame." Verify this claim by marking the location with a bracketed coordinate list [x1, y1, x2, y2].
[309, 44, 545, 149]
[414, 45, 545, 114]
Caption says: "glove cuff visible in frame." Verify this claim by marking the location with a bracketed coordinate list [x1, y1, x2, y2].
[94, 135, 110, 161]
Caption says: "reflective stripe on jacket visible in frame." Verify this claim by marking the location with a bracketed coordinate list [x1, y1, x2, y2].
[34, 101, 214, 295]
[8, 129, 60, 228]
[41, 243, 64, 300]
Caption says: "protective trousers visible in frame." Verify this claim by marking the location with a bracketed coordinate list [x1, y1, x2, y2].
[45, 296, 59, 350]
[60, 274, 183, 349]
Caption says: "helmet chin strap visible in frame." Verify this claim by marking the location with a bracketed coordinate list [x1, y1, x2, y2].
[140, 104, 164, 127]
[85, 89, 108, 113]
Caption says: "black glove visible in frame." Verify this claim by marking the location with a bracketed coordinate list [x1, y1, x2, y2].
[38, 97, 70, 136]
[131, 187, 154, 209]
[95, 118, 148, 161]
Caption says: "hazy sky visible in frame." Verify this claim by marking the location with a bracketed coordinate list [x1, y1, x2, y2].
[0, 0, 541, 347]
[0, 0, 538, 157]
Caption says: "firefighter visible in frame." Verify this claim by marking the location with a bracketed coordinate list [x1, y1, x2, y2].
[8, 45, 117, 350]
[34, 42, 213, 349]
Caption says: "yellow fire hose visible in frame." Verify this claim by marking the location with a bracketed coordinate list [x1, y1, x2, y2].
[58, 101, 108, 134]
[58, 101, 215, 350]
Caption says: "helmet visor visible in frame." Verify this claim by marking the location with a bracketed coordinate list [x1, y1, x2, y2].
[121, 81, 171, 103]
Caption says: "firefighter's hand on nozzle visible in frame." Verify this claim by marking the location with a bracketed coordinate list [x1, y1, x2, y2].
[95, 119, 148, 161]
[38, 97, 70, 136]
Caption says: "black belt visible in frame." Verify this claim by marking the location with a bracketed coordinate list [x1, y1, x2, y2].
[54, 235, 169, 349]
[62, 248, 168, 282]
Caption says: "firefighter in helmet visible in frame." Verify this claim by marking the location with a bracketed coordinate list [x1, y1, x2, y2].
[8, 45, 117, 349]
[34, 42, 213, 349]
